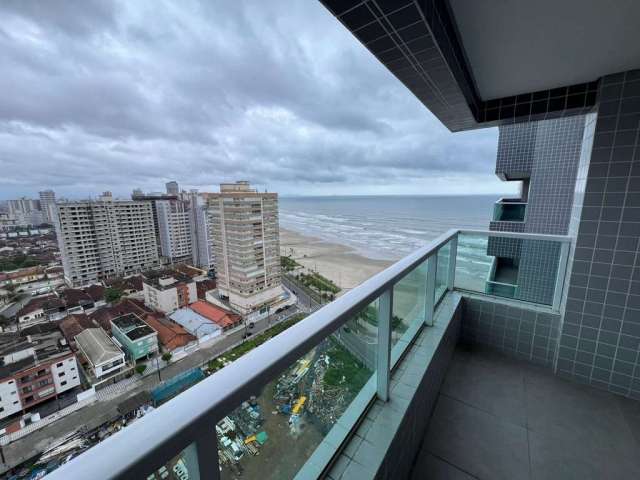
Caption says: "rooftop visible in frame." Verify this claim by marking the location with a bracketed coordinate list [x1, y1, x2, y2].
[143, 269, 194, 290]
[169, 307, 221, 339]
[75, 328, 123, 366]
[111, 313, 155, 341]
[0, 326, 72, 378]
[89, 298, 152, 331]
[143, 314, 195, 351]
[189, 301, 240, 329]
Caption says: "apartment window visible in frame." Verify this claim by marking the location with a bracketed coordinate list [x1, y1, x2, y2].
[58, 372, 65, 378]
[0, 407, 4, 413]
[22, 386, 32, 394]
[57, 362, 63, 368]
[24, 396, 33, 403]
[13, 401, 18, 405]
[38, 380, 48, 387]
[60, 381, 67, 386]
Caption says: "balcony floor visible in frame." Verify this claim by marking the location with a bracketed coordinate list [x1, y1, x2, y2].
[411, 344, 640, 479]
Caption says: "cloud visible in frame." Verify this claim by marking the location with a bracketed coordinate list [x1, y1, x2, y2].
[0, 0, 502, 200]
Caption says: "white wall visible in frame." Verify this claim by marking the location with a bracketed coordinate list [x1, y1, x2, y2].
[0, 378, 22, 420]
[50, 356, 81, 394]
[143, 283, 178, 313]
[95, 354, 125, 378]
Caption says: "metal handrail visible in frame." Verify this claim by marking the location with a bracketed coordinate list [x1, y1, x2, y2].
[47, 228, 572, 480]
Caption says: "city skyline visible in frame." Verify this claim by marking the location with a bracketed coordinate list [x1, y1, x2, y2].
[0, 0, 508, 200]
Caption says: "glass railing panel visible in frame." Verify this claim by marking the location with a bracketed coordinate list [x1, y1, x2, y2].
[218, 307, 377, 480]
[455, 232, 562, 306]
[392, 258, 428, 346]
[434, 241, 451, 305]
[148, 442, 200, 480]
[493, 202, 527, 222]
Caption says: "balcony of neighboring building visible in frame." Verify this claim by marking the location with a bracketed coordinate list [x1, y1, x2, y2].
[493, 197, 527, 222]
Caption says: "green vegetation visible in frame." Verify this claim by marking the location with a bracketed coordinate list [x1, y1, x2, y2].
[280, 256, 300, 272]
[0, 255, 42, 272]
[207, 313, 308, 373]
[323, 338, 372, 393]
[296, 271, 340, 295]
[161, 352, 172, 363]
[355, 305, 403, 330]
[105, 287, 123, 303]
[135, 363, 147, 375]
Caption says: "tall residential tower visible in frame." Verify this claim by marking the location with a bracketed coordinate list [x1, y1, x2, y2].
[55, 193, 159, 286]
[207, 181, 282, 315]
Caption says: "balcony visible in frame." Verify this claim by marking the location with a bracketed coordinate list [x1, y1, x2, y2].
[493, 198, 527, 222]
[45, 228, 627, 480]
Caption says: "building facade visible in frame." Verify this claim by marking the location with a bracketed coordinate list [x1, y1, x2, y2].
[110, 313, 158, 361]
[206, 181, 283, 315]
[55, 195, 159, 287]
[143, 273, 198, 314]
[188, 191, 214, 270]
[38, 190, 57, 224]
[156, 199, 192, 263]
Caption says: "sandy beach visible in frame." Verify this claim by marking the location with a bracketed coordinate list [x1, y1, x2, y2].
[279, 228, 392, 293]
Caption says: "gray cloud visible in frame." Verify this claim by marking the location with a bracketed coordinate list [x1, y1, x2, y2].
[0, 0, 501, 199]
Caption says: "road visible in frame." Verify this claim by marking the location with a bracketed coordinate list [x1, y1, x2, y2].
[282, 276, 321, 310]
[0, 306, 301, 474]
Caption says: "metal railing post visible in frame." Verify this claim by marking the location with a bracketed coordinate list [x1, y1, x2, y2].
[376, 287, 393, 401]
[196, 427, 220, 480]
[425, 255, 437, 326]
[447, 233, 458, 291]
[552, 241, 571, 312]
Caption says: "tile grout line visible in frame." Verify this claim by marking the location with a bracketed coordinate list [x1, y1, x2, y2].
[523, 370, 533, 480]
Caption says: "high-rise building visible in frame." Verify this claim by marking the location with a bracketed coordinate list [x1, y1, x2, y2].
[165, 181, 180, 196]
[188, 190, 214, 270]
[132, 187, 193, 264]
[38, 190, 56, 224]
[156, 198, 192, 263]
[7, 198, 40, 217]
[206, 181, 282, 315]
[55, 197, 159, 287]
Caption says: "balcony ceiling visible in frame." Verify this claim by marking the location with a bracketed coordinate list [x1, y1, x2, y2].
[319, 0, 640, 131]
[449, 0, 640, 100]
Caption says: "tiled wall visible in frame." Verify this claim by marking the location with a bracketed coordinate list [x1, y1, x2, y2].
[461, 295, 561, 367]
[495, 122, 537, 179]
[526, 115, 587, 235]
[558, 70, 640, 398]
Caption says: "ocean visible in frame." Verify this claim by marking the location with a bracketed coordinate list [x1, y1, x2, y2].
[279, 195, 498, 261]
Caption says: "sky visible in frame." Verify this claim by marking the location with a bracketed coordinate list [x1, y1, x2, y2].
[0, 0, 511, 200]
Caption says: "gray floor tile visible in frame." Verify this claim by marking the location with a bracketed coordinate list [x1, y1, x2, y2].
[529, 421, 640, 480]
[411, 452, 476, 480]
[524, 369, 637, 456]
[616, 395, 640, 448]
[442, 348, 527, 427]
[423, 395, 530, 480]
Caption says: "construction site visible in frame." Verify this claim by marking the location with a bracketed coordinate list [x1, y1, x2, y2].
[219, 329, 372, 480]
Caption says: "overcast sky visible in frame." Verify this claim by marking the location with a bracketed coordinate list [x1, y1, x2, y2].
[0, 0, 510, 200]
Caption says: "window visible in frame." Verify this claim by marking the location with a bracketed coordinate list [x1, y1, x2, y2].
[22, 386, 32, 394]
[0, 407, 4, 413]
[57, 362, 63, 368]
[13, 401, 18, 405]
[25, 395, 34, 402]
[58, 372, 65, 377]
[38, 380, 48, 387]
[60, 381, 67, 386]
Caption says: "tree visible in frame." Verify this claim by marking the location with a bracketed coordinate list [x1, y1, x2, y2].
[135, 363, 147, 375]
[161, 352, 172, 363]
[105, 287, 123, 303]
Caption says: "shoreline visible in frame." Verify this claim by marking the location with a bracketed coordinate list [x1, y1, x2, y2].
[279, 228, 392, 292]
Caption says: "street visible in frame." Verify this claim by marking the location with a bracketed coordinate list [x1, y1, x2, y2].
[0, 306, 302, 474]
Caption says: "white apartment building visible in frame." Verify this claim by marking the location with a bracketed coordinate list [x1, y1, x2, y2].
[206, 181, 283, 315]
[0, 378, 21, 419]
[38, 190, 57, 224]
[55, 195, 159, 287]
[143, 273, 198, 314]
[189, 191, 214, 270]
[156, 199, 192, 263]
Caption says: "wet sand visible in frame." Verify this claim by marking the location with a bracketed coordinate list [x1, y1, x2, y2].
[279, 229, 392, 293]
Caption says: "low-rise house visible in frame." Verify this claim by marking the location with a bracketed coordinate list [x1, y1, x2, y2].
[75, 328, 125, 379]
[105, 275, 144, 296]
[89, 298, 152, 332]
[169, 307, 222, 341]
[143, 314, 196, 352]
[189, 301, 242, 331]
[111, 313, 158, 361]
[142, 271, 197, 314]
[15, 294, 65, 326]
[61, 288, 95, 312]
[0, 325, 80, 420]
[59, 313, 97, 350]
[0, 266, 45, 287]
